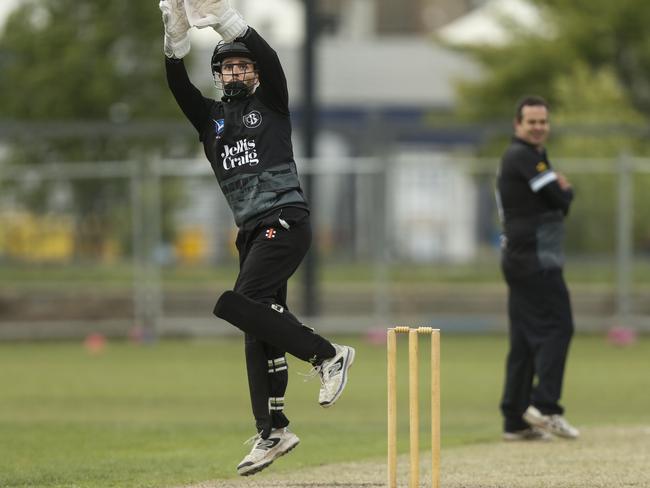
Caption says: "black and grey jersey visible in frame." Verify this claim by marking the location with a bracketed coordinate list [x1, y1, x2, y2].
[496, 137, 574, 277]
[165, 27, 308, 228]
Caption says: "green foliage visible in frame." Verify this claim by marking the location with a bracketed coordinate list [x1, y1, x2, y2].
[456, 36, 574, 122]
[551, 63, 648, 156]
[0, 0, 179, 121]
[0, 1, 198, 256]
[455, 1, 650, 253]
[457, 0, 650, 123]
[562, 173, 617, 253]
[539, 0, 650, 116]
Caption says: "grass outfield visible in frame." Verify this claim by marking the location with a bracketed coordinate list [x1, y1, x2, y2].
[6, 259, 650, 287]
[0, 334, 648, 488]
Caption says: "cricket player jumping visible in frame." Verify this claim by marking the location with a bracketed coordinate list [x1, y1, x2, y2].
[159, 0, 355, 476]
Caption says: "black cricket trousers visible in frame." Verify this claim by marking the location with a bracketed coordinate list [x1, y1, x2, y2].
[500, 268, 574, 432]
[233, 206, 312, 435]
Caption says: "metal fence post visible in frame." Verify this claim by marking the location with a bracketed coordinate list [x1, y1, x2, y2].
[374, 151, 392, 322]
[130, 157, 163, 339]
[616, 152, 633, 322]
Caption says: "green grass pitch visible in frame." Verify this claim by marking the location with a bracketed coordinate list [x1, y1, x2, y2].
[1, 333, 648, 488]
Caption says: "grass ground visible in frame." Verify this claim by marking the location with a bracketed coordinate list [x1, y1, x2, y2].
[4, 258, 650, 288]
[0, 334, 648, 488]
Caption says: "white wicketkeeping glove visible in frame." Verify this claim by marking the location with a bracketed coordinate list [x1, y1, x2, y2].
[183, 0, 247, 42]
[160, 0, 191, 59]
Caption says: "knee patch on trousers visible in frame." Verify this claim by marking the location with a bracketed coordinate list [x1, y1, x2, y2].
[214, 290, 331, 362]
[214, 290, 243, 318]
[215, 291, 302, 328]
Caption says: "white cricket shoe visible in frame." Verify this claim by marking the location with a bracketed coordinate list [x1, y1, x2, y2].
[236, 427, 300, 476]
[503, 426, 553, 442]
[523, 405, 580, 439]
[318, 343, 355, 407]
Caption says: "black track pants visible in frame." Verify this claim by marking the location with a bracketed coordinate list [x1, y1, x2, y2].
[229, 207, 335, 436]
[500, 269, 574, 432]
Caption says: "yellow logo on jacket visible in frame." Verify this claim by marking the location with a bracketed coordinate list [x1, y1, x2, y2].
[536, 162, 548, 172]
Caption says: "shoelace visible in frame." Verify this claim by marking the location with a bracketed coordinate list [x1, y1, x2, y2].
[243, 433, 261, 446]
[298, 365, 324, 384]
[243, 432, 283, 452]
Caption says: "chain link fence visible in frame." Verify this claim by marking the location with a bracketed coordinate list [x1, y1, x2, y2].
[1, 154, 648, 339]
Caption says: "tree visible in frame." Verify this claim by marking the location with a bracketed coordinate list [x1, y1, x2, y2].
[0, 0, 196, 259]
[0, 0, 183, 123]
[454, 0, 650, 254]
[456, 0, 650, 123]
[541, 0, 650, 117]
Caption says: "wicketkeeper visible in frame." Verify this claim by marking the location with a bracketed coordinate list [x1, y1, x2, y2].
[159, 0, 355, 476]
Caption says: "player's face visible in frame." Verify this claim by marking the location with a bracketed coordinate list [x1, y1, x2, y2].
[514, 105, 549, 147]
[219, 56, 258, 87]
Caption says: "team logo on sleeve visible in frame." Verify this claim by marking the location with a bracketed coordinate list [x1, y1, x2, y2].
[243, 110, 262, 128]
[214, 118, 225, 137]
[264, 228, 277, 239]
[536, 162, 548, 172]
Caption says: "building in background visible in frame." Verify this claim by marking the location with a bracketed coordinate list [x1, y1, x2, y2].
[1, 1, 644, 335]
[438, 0, 542, 46]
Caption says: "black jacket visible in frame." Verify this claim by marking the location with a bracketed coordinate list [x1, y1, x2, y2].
[496, 137, 574, 277]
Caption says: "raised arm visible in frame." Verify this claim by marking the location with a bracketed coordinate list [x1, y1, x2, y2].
[165, 58, 213, 136]
[160, 0, 213, 136]
[237, 27, 289, 114]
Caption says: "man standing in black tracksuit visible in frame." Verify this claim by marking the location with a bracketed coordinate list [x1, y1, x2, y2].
[496, 96, 579, 441]
[159, 0, 355, 476]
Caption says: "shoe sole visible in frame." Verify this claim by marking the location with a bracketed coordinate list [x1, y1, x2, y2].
[502, 432, 552, 442]
[319, 346, 355, 408]
[237, 438, 300, 476]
